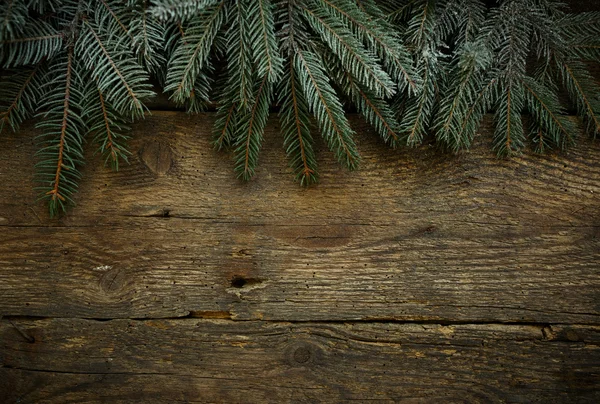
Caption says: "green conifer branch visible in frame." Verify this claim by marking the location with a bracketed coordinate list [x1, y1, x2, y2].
[455, 74, 497, 148]
[0, 20, 63, 67]
[294, 48, 360, 169]
[485, 0, 532, 155]
[149, 0, 221, 22]
[493, 80, 525, 155]
[325, 52, 401, 145]
[0, 0, 28, 41]
[96, 0, 132, 40]
[301, 2, 396, 98]
[186, 67, 213, 113]
[165, 0, 226, 105]
[521, 75, 576, 151]
[317, 0, 418, 94]
[234, 75, 272, 180]
[228, 0, 256, 110]
[381, 0, 412, 24]
[434, 42, 492, 150]
[77, 18, 154, 119]
[558, 60, 600, 137]
[405, 0, 435, 51]
[278, 60, 318, 185]
[85, 83, 131, 170]
[35, 48, 86, 217]
[27, 0, 60, 14]
[0, 62, 45, 133]
[248, 0, 283, 82]
[213, 100, 237, 150]
[129, 0, 166, 75]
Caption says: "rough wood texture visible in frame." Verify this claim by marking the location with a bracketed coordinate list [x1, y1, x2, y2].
[2, 319, 599, 403]
[1, 113, 599, 324]
[1, 112, 599, 402]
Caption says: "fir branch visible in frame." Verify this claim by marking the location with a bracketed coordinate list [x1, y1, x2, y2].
[228, 0, 255, 110]
[558, 59, 600, 137]
[0, 62, 45, 133]
[85, 83, 131, 170]
[129, 0, 166, 75]
[186, 65, 213, 113]
[96, 0, 132, 41]
[301, 2, 396, 98]
[234, 75, 273, 180]
[557, 11, 600, 44]
[396, 0, 447, 147]
[248, 0, 282, 82]
[213, 1, 255, 149]
[278, 59, 318, 185]
[528, 1, 566, 62]
[562, 15, 600, 63]
[325, 51, 401, 145]
[317, 0, 419, 94]
[522, 75, 576, 151]
[164, 0, 226, 105]
[405, 0, 435, 51]
[351, 79, 401, 145]
[213, 98, 237, 150]
[0, 0, 28, 41]
[35, 48, 86, 217]
[149, 0, 221, 22]
[27, 0, 60, 14]
[278, 0, 310, 55]
[213, 66, 239, 150]
[455, 73, 497, 148]
[0, 20, 63, 67]
[568, 42, 600, 63]
[493, 78, 525, 155]
[77, 18, 154, 119]
[381, 0, 412, 24]
[164, 20, 187, 64]
[484, 0, 533, 155]
[444, 0, 487, 47]
[400, 48, 438, 147]
[295, 48, 359, 169]
[490, 1, 531, 79]
[434, 41, 492, 150]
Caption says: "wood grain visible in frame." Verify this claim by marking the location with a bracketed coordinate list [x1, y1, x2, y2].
[0, 113, 599, 324]
[2, 1, 600, 399]
[1, 318, 599, 403]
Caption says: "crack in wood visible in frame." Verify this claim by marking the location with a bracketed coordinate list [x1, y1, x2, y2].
[1, 315, 595, 331]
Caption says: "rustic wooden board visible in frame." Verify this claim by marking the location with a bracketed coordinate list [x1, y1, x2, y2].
[1, 2, 600, 400]
[1, 318, 599, 403]
[1, 113, 599, 324]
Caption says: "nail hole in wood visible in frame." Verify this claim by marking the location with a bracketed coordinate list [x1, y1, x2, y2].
[231, 276, 247, 288]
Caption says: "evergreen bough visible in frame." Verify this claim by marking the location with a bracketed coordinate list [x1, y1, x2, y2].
[1, 0, 599, 216]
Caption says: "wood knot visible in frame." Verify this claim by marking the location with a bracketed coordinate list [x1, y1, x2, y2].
[286, 342, 318, 366]
[98, 266, 127, 294]
[293, 347, 311, 364]
[139, 140, 173, 175]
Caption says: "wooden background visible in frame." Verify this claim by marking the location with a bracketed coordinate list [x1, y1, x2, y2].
[2, 1, 600, 399]
[1, 111, 599, 402]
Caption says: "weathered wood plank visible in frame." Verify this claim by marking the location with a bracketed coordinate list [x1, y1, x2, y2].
[1, 318, 599, 403]
[0, 113, 599, 322]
